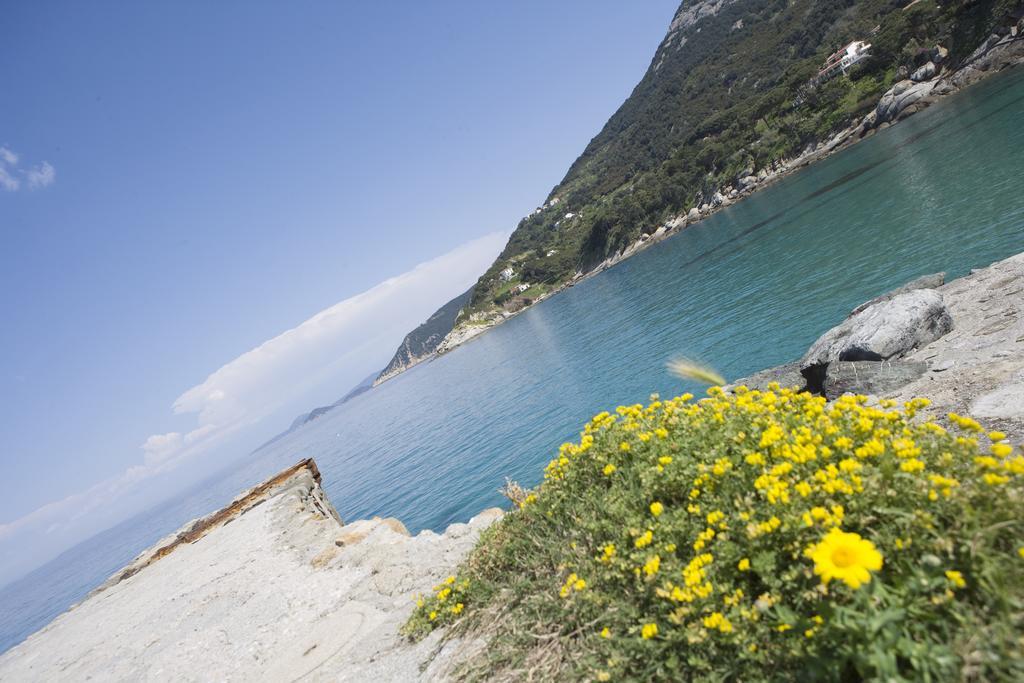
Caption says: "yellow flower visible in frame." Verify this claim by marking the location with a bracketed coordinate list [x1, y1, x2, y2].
[641, 622, 658, 639]
[809, 528, 883, 589]
[702, 612, 733, 633]
[444, 575, 456, 585]
[451, 602, 464, 615]
[635, 530, 653, 548]
[945, 570, 966, 588]
[603, 463, 617, 476]
[619, 441, 631, 452]
[643, 555, 661, 577]
[428, 611, 437, 621]
[601, 543, 616, 562]
[991, 443, 1013, 458]
[650, 501, 664, 517]
[900, 458, 925, 473]
[989, 431, 1007, 442]
[737, 558, 751, 571]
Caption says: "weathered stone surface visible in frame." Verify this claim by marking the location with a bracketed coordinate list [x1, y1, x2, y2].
[911, 61, 937, 82]
[948, 34, 1024, 88]
[881, 252, 1024, 444]
[0, 459, 504, 682]
[801, 290, 954, 390]
[726, 361, 806, 393]
[849, 272, 945, 316]
[738, 175, 758, 190]
[687, 207, 701, 221]
[971, 380, 1024, 420]
[822, 360, 928, 399]
[875, 80, 937, 123]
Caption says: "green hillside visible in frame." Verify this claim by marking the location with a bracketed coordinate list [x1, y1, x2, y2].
[461, 0, 1018, 314]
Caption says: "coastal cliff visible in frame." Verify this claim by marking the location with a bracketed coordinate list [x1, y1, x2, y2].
[374, 288, 473, 386]
[378, 0, 1024, 383]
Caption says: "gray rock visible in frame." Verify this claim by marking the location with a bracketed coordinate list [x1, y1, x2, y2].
[875, 80, 937, 123]
[801, 289, 954, 391]
[971, 381, 1024, 419]
[822, 360, 929, 399]
[738, 175, 758, 190]
[687, 207, 701, 221]
[850, 272, 945, 316]
[726, 361, 806, 393]
[911, 61, 937, 82]
[950, 35, 1024, 88]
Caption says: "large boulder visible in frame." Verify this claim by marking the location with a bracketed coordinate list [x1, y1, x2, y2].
[875, 80, 937, 123]
[849, 272, 945, 316]
[911, 61, 937, 82]
[822, 360, 929, 400]
[801, 290, 953, 391]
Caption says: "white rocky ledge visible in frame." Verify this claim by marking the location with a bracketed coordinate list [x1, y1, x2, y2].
[0, 459, 503, 682]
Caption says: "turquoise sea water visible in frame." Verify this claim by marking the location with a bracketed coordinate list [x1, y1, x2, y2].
[3, 66, 1024, 655]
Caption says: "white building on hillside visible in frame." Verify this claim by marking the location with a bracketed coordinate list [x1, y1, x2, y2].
[818, 41, 871, 82]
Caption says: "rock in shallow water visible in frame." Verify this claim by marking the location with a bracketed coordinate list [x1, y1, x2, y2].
[875, 80, 937, 123]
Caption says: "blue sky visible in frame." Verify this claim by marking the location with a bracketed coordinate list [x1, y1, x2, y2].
[0, 1, 679, 583]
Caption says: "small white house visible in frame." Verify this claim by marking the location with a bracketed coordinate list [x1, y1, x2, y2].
[499, 266, 515, 282]
[818, 40, 871, 81]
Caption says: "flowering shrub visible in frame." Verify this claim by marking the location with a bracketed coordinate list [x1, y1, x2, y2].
[406, 385, 1024, 681]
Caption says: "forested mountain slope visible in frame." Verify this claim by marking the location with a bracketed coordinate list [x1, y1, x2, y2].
[380, 0, 1020, 379]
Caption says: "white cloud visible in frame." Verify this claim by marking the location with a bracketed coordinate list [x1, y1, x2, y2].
[25, 161, 56, 189]
[0, 146, 55, 192]
[0, 232, 507, 585]
[0, 167, 19, 191]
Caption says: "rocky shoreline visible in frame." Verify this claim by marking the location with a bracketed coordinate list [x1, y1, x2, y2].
[1, 253, 1021, 680]
[731, 252, 1024, 444]
[386, 34, 1024, 379]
